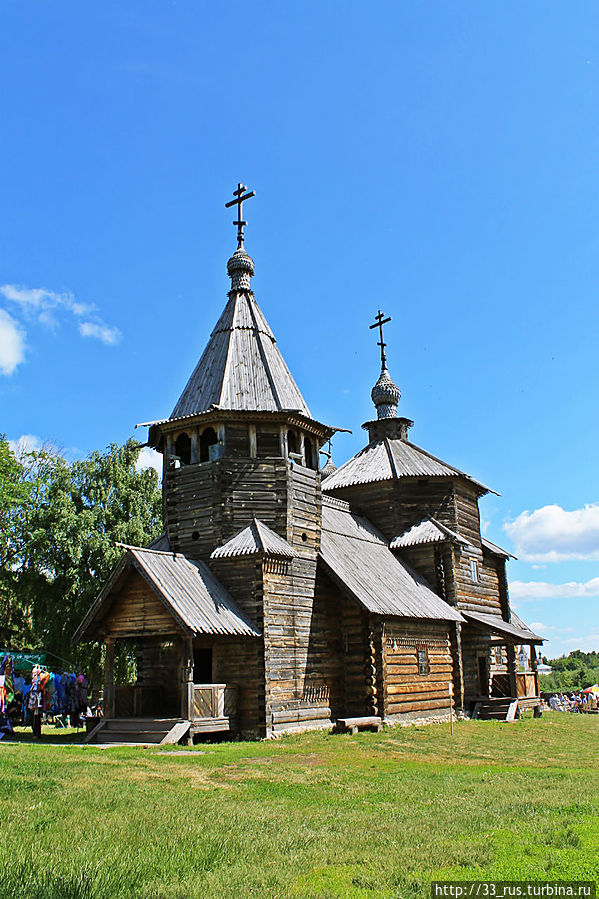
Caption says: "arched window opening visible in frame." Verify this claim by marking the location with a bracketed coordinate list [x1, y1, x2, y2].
[175, 433, 191, 466]
[199, 427, 218, 463]
[287, 430, 298, 456]
[304, 438, 316, 470]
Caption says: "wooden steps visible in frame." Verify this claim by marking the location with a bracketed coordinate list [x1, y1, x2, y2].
[471, 699, 519, 721]
[84, 718, 190, 745]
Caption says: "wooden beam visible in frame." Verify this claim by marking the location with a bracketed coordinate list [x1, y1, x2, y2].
[104, 638, 115, 719]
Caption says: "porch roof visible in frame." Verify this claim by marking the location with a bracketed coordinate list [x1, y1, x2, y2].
[73, 543, 261, 641]
[463, 610, 543, 644]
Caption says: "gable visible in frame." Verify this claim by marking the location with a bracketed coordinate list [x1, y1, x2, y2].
[101, 568, 183, 637]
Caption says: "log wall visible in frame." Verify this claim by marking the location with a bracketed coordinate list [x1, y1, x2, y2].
[102, 570, 180, 638]
[383, 620, 454, 718]
[165, 458, 289, 560]
[210, 555, 266, 737]
[331, 478, 457, 543]
[262, 464, 330, 733]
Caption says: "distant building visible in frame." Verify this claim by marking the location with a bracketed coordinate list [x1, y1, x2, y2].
[75, 188, 544, 742]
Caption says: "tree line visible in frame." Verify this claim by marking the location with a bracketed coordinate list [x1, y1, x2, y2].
[539, 650, 599, 693]
[0, 435, 162, 686]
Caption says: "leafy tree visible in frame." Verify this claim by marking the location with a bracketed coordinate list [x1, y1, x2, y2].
[539, 650, 599, 693]
[0, 438, 162, 686]
[0, 435, 35, 646]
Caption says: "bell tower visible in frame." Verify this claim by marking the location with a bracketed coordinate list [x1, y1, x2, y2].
[145, 185, 334, 561]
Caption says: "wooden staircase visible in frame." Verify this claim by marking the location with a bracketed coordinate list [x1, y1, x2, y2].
[84, 718, 190, 745]
[471, 698, 519, 721]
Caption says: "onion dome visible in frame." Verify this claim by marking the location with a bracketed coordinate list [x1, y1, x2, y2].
[371, 367, 401, 419]
[320, 457, 338, 480]
[227, 247, 255, 291]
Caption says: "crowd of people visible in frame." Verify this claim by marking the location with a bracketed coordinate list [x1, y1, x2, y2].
[0, 653, 90, 740]
[546, 689, 598, 713]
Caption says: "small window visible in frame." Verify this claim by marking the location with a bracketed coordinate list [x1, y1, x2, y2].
[199, 427, 218, 463]
[470, 560, 479, 583]
[287, 429, 298, 455]
[175, 433, 191, 466]
[417, 648, 429, 676]
[304, 438, 316, 470]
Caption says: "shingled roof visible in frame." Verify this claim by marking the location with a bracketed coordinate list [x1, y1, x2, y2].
[390, 517, 470, 550]
[171, 292, 310, 419]
[322, 436, 494, 494]
[319, 498, 463, 622]
[211, 519, 299, 560]
[73, 543, 261, 641]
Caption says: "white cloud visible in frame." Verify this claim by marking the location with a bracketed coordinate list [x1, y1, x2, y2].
[504, 503, 599, 562]
[8, 434, 42, 457]
[510, 576, 599, 601]
[0, 283, 121, 355]
[79, 321, 122, 345]
[528, 622, 553, 636]
[561, 633, 599, 654]
[0, 309, 26, 374]
[0, 284, 94, 321]
[135, 446, 163, 479]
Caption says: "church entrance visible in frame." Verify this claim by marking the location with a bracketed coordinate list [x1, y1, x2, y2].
[193, 647, 213, 684]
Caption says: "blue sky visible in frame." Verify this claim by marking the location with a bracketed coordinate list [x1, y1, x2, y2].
[1, 2, 598, 659]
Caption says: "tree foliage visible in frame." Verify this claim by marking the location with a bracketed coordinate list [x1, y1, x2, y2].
[0, 436, 162, 685]
[539, 650, 599, 693]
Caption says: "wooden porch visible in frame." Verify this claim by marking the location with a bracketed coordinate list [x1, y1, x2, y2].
[87, 683, 239, 744]
[491, 671, 540, 700]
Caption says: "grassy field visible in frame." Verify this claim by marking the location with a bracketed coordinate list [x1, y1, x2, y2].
[0, 713, 597, 898]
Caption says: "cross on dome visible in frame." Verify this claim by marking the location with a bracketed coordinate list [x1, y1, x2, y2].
[225, 183, 256, 248]
[369, 310, 400, 420]
[369, 310, 392, 370]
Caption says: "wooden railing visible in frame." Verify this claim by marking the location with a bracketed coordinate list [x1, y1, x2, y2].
[192, 684, 238, 721]
[492, 672, 539, 700]
[516, 672, 539, 698]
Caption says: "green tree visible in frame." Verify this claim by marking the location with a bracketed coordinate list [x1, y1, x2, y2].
[1, 438, 162, 686]
[539, 650, 599, 693]
[0, 435, 35, 646]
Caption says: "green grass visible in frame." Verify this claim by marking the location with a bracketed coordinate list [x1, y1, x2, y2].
[0, 713, 598, 898]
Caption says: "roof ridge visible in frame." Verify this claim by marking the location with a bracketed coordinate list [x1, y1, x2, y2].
[403, 439, 496, 495]
[246, 296, 283, 410]
[383, 437, 399, 479]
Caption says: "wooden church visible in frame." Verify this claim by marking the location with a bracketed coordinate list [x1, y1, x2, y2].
[75, 186, 543, 744]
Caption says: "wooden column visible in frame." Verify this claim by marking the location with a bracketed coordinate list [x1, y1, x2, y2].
[506, 644, 518, 699]
[181, 636, 194, 720]
[104, 638, 115, 719]
[279, 425, 287, 460]
[530, 644, 539, 699]
[190, 431, 199, 464]
[453, 622, 465, 711]
[249, 424, 257, 458]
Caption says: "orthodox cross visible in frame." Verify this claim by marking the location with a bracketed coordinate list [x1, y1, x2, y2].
[225, 182, 256, 248]
[369, 310, 392, 369]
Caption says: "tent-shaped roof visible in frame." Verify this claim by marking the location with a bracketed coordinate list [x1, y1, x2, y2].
[171, 292, 310, 419]
[322, 436, 494, 495]
[73, 543, 260, 641]
[390, 517, 470, 550]
[319, 497, 463, 622]
[211, 519, 299, 560]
